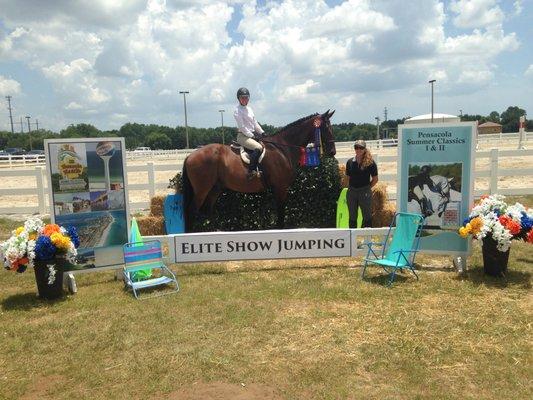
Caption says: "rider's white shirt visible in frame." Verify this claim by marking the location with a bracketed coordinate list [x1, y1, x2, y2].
[234, 105, 264, 138]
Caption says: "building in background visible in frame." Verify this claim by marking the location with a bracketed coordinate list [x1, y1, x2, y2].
[477, 121, 502, 135]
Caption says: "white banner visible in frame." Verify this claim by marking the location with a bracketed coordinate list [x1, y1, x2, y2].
[173, 229, 352, 263]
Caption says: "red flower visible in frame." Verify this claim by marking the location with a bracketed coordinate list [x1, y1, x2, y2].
[527, 229, 533, 244]
[498, 215, 510, 226]
[506, 220, 521, 235]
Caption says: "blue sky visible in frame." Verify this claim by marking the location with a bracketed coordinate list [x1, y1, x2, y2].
[0, 0, 531, 133]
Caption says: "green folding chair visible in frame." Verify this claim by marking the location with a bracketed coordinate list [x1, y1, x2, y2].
[361, 212, 424, 286]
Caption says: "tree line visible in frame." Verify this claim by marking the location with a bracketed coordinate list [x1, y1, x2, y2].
[0, 105, 529, 151]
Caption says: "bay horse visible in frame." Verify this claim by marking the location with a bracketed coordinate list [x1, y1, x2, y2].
[182, 110, 336, 232]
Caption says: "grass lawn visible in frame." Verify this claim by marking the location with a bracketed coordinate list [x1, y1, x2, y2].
[0, 215, 532, 399]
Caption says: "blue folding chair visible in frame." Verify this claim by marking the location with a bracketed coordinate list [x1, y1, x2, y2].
[361, 212, 424, 286]
[123, 240, 179, 299]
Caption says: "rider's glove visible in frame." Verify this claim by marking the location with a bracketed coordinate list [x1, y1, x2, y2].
[254, 132, 263, 140]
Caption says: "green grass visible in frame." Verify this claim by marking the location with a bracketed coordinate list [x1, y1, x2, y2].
[0, 219, 532, 399]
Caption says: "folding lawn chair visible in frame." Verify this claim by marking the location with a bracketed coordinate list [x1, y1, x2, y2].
[123, 240, 179, 299]
[361, 212, 424, 286]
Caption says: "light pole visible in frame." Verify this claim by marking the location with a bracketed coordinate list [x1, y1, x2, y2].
[218, 109, 225, 144]
[25, 115, 33, 150]
[375, 116, 380, 140]
[179, 91, 190, 149]
[428, 79, 436, 123]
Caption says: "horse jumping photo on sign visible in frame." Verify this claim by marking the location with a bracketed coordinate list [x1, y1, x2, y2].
[182, 110, 337, 232]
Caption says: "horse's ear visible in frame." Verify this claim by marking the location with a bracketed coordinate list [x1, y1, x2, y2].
[323, 109, 330, 117]
[328, 110, 335, 118]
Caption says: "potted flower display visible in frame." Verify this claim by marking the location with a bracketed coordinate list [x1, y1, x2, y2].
[1, 217, 79, 299]
[459, 194, 533, 276]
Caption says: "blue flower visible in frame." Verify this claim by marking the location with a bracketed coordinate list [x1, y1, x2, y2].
[493, 208, 501, 217]
[463, 217, 471, 226]
[520, 213, 533, 231]
[35, 236, 57, 260]
[66, 226, 80, 248]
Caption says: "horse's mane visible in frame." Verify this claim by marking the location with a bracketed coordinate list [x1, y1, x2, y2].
[275, 113, 319, 134]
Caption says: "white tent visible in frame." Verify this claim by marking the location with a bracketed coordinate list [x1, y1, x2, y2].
[404, 113, 460, 124]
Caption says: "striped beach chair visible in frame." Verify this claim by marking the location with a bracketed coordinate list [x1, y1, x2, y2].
[123, 240, 179, 299]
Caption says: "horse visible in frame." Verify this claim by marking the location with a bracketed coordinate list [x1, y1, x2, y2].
[408, 175, 456, 226]
[181, 110, 336, 232]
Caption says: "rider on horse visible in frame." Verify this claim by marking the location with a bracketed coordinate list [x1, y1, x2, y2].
[233, 87, 264, 180]
[410, 165, 435, 217]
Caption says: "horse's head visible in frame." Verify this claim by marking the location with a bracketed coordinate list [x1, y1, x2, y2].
[320, 110, 336, 157]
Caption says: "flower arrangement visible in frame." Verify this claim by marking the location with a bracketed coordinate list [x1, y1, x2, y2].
[459, 194, 533, 252]
[1, 217, 79, 273]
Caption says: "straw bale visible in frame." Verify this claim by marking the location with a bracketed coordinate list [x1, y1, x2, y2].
[371, 182, 388, 214]
[338, 164, 349, 188]
[150, 195, 165, 217]
[137, 216, 166, 236]
[373, 202, 396, 227]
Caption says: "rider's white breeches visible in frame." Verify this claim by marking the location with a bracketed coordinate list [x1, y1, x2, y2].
[236, 133, 262, 151]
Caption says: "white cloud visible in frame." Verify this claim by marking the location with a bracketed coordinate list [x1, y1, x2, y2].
[513, 1, 523, 16]
[525, 64, 533, 77]
[0, 75, 21, 95]
[0, 0, 527, 130]
[450, 0, 505, 29]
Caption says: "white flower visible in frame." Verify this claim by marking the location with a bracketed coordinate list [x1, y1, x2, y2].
[23, 217, 44, 234]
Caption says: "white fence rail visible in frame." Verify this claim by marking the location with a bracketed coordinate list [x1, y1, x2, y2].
[1, 131, 530, 169]
[1, 147, 531, 215]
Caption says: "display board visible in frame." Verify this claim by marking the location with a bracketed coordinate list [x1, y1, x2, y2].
[397, 122, 476, 255]
[44, 138, 130, 271]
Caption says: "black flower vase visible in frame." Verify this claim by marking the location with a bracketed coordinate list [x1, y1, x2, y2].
[481, 236, 510, 277]
[33, 258, 65, 299]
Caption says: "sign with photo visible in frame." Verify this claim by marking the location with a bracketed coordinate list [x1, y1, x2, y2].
[397, 122, 476, 255]
[45, 138, 130, 271]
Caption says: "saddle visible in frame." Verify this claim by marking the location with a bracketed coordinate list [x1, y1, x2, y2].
[230, 141, 266, 165]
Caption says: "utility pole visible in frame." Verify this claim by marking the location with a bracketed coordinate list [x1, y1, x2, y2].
[218, 109, 225, 144]
[25, 116, 32, 150]
[375, 116, 380, 140]
[429, 79, 436, 123]
[5, 96, 14, 134]
[35, 119, 39, 130]
[179, 90, 190, 149]
[383, 107, 388, 122]
[18, 117, 23, 133]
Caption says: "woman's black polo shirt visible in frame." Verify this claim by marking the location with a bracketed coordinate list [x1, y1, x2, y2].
[345, 158, 378, 188]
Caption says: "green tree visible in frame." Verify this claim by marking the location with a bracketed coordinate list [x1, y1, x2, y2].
[60, 123, 101, 138]
[145, 132, 171, 149]
[487, 111, 500, 123]
[500, 106, 526, 133]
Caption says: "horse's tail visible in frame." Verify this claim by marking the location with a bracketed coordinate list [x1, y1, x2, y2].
[182, 159, 194, 232]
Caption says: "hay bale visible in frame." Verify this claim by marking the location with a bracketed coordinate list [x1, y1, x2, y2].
[150, 195, 165, 217]
[373, 202, 396, 227]
[338, 164, 349, 188]
[137, 216, 166, 236]
[371, 182, 388, 214]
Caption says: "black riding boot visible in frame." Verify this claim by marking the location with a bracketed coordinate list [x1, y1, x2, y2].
[420, 197, 432, 217]
[247, 149, 261, 180]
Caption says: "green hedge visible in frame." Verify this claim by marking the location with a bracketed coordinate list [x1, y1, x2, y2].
[174, 157, 341, 232]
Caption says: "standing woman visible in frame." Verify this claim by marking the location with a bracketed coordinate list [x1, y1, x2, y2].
[345, 140, 378, 228]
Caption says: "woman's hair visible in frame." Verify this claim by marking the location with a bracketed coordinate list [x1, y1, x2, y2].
[359, 148, 374, 169]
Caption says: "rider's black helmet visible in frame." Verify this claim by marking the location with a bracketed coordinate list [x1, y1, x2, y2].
[420, 165, 431, 174]
[237, 87, 250, 99]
